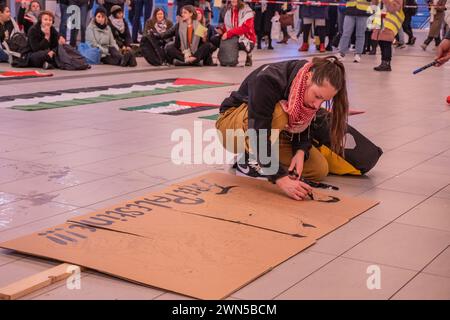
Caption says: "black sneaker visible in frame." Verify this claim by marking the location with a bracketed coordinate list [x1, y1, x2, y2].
[235, 153, 267, 180]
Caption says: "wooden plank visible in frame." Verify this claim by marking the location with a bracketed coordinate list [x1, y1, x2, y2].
[0, 263, 83, 300]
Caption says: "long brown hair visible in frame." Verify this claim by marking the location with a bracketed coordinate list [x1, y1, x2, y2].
[310, 56, 349, 156]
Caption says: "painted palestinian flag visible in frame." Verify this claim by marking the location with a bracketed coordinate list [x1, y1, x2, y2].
[0, 70, 53, 80]
[2, 78, 233, 111]
[121, 101, 220, 115]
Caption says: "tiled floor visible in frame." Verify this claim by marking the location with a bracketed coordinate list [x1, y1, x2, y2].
[0, 30, 449, 299]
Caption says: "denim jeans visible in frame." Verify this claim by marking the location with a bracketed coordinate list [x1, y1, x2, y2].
[338, 15, 368, 55]
[0, 47, 9, 62]
[132, 0, 153, 42]
[59, 4, 69, 39]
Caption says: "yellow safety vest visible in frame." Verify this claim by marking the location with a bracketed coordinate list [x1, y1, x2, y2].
[368, 4, 405, 36]
[346, 0, 371, 12]
[383, 10, 405, 35]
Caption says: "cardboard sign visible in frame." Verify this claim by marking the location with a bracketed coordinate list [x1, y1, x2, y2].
[0, 218, 314, 299]
[0, 173, 378, 299]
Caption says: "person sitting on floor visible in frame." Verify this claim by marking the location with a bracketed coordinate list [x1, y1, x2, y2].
[143, 7, 174, 37]
[195, 7, 219, 63]
[216, 0, 256, 67]
[108, 5, 136, 66]
[0, 4, 21, 63]
[17, 0, 40, 34]
[155, 5, 216, 66]
[27, 10, 65, 69]
[86, 6, 134, 67]
[216, 56, 349, 200]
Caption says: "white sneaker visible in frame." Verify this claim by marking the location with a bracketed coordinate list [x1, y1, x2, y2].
[337, 53, 345, 62]
[353, 54, 361, 63]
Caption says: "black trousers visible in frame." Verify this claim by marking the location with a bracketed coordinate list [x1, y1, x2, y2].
[379, 40, 392, 62]
[302, 24, 326, 44]
[402, 14, 414, 41]
[327, 7, 338, 46]
[165, 42, 216, 64]
[28, 50, 55, 68]
[281, 25, 289, 40]
[101, 47, 123, 65]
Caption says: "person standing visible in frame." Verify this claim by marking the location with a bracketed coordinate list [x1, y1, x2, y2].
[421, 0, 447, 50]
[298, 0, 329, 52]
[337, 0, 372, 63]
[252, 0, 277, 50]
[68, 0, 92, 47]
[372, 0, 405, 72]
[131, 0, 154, 43]
[403, 0, 417, 45]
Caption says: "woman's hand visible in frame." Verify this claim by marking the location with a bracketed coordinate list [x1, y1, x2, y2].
[47, 50, 55, 58]
[58, 36, 66, 45]
[222, 32, 228, 40]
[435, 39, 450, 66]
[289, 150, 305, 178]
[276, 175, 312, 200]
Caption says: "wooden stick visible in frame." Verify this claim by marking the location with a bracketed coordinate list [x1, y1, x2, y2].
[0, 263, 84, 300]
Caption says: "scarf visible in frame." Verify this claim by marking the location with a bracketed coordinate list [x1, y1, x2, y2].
[178, 20, 200, 54]
[224, 5, 254, 32]
[109, 15, 125, 33]
[281, 62, 317, 132]
[95, 20, 107, 30]
[154, 20, 167, 34]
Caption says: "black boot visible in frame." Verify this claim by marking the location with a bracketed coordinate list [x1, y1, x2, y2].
[245, 53, 253, 66]
[374, 60, 391, 72]
[407, 36, 416, 45]
[257, 37, 262, 50]
[267, 36, 274, 50]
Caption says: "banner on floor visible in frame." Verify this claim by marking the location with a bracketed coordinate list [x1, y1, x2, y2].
[0, 173, 378, 299]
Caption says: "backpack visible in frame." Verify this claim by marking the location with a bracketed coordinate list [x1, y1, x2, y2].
[218, 37, 239, 67]
[140, 34, 166, 66]
[77, 42, 101, 65]
[311, 109, 383, 175]
[2, 32, 30, 67]
[55, 44, 90, 70]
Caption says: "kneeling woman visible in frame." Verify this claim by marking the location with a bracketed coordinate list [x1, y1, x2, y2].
[216, 56, 349, 200]
[27, 11, 66, 69]
[157, 5, 216, 66]
[86, 7, 131, 67]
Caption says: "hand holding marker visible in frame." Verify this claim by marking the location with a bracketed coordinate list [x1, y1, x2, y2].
[412, 61, 438, 75]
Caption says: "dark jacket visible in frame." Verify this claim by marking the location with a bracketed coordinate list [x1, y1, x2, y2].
[220, 60, 312, 181]
[27, 23, 59, 52]
[0, 20, 15, 43]
[299, 0, 329, 19]
[109, 19, 132, 48]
